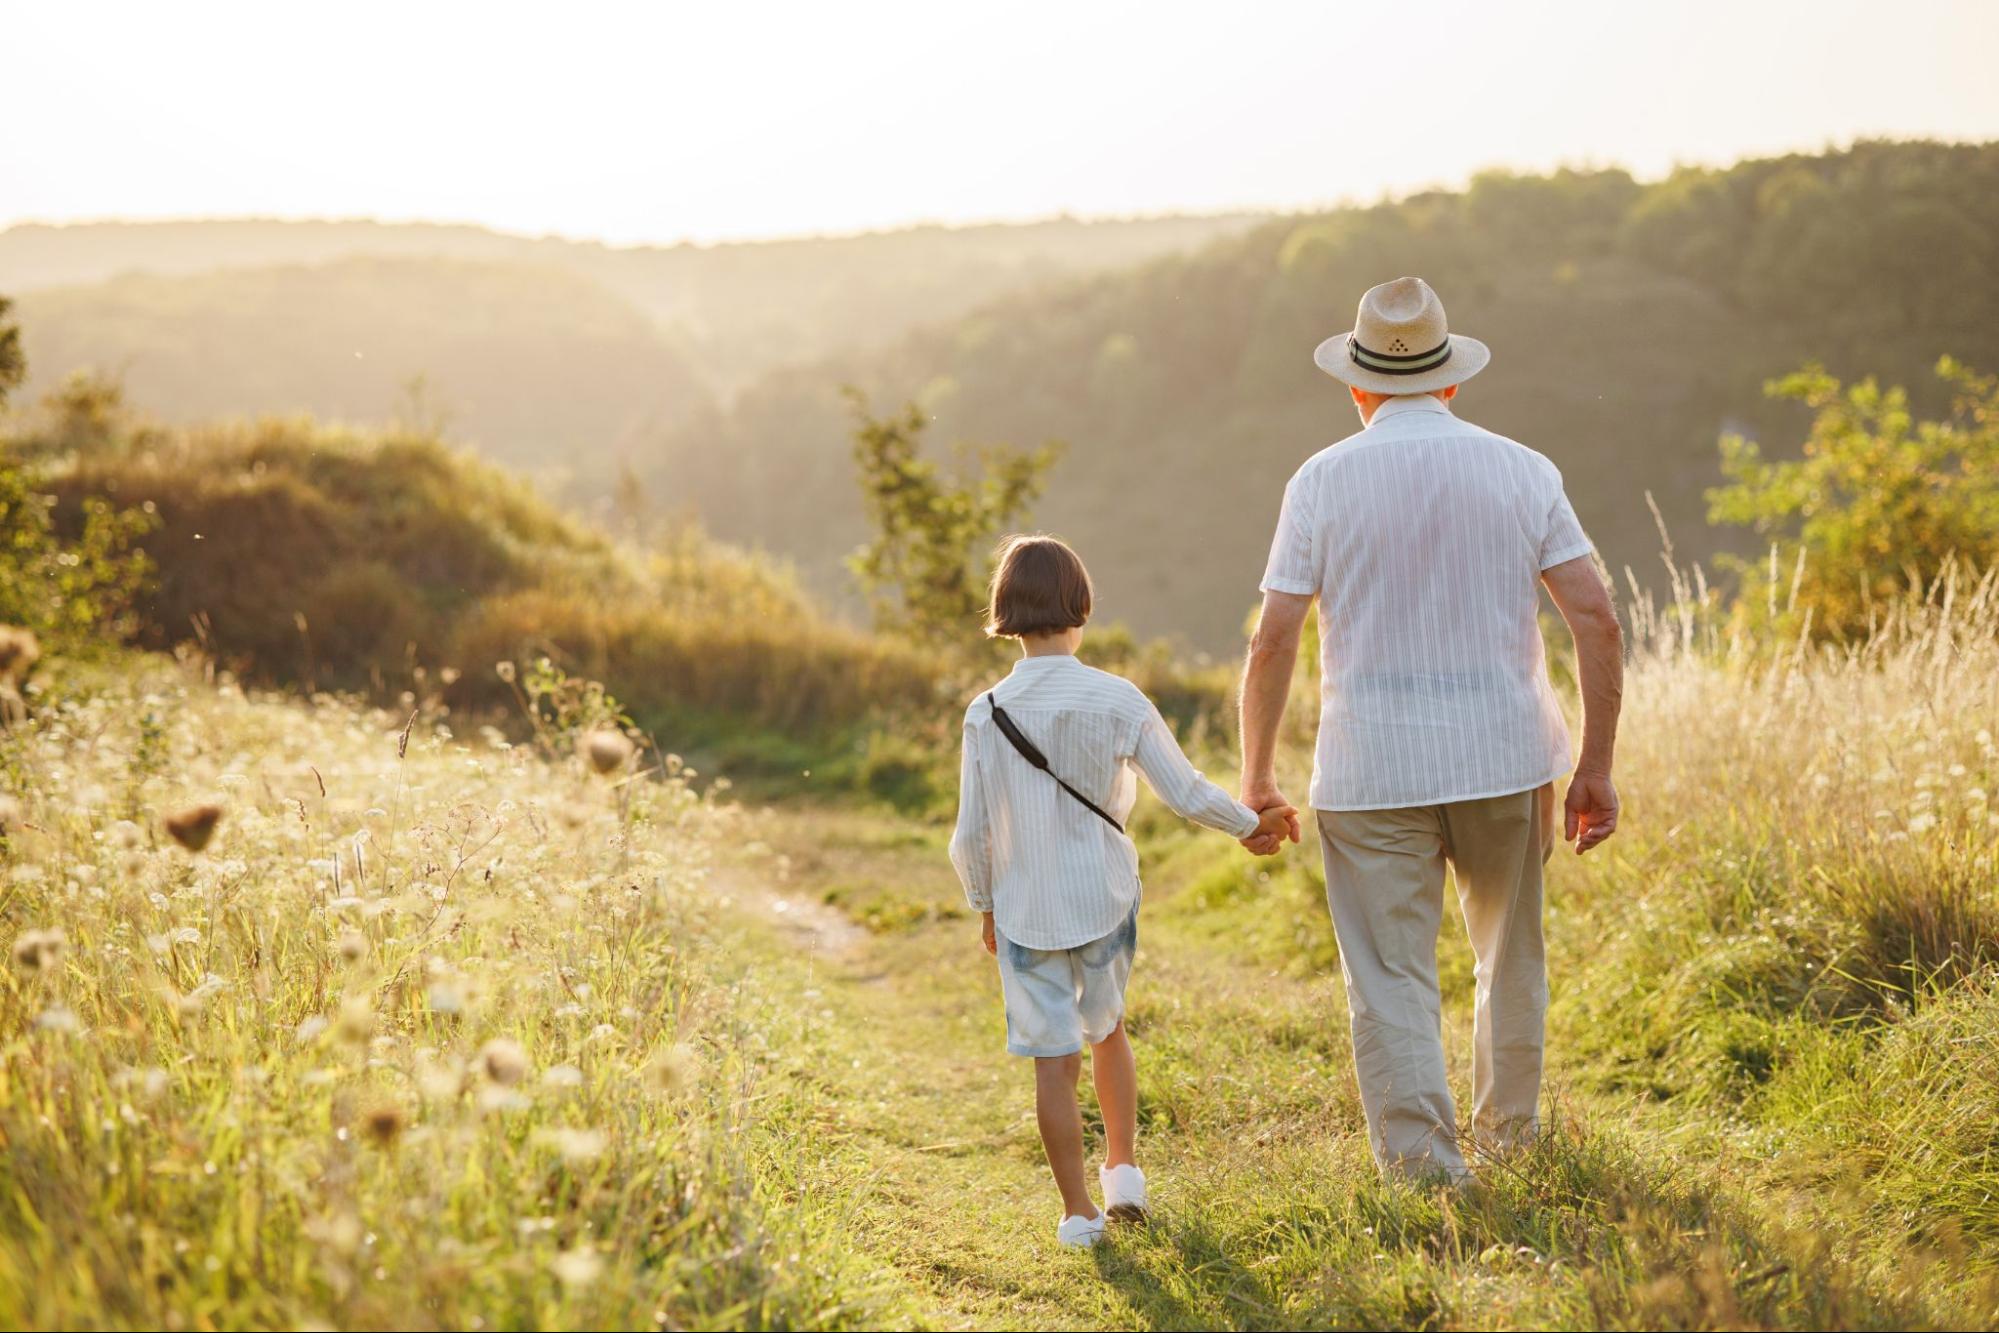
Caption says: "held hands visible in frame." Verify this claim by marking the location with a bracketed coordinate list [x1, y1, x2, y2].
[1239, 777, 1303, 856]
[1565, 768, 1619, 855]
[1242, 803, 1299, 856]
[980, 910, 997, 956]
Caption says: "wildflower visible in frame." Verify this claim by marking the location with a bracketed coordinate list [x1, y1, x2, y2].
[542, 1063, 585, 1089]
[583, 729, 634, 776]
[296, 1015, 330, 1043]
[478, 1037, 529, 1086]
[164, 803, 224, 852]
[36, 1005, 80, 1034]
[110, 819, 144, 849]
[644, 1042, 700, 1095]
[1908, 812, 1938, 835]
[534, 1126, 606, 1164]
[12, 927, 66, 972]
[552, 1246, 602, 1288]
[495, 661, 517, 684]
[335, 992, 373, 1043]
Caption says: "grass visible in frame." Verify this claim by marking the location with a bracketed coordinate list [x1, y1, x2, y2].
[8, 571, 1999, 1328]
[0, 658, 905, 1330]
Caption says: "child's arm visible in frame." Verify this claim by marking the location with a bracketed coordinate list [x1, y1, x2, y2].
[947, 721, 997, 921]
[1131, 703, 1271, 839]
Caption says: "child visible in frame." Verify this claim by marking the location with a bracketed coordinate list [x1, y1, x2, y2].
[948, 533, 1294, 1248]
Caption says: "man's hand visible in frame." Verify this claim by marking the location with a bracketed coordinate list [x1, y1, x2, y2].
[1564, 769, 1619, 855]
[980, 910, 997, 955]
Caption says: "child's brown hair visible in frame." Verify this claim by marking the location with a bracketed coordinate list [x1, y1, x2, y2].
[983, 534, 1093, 639]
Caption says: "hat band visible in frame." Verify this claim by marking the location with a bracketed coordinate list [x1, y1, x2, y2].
[1350, 336, 1452, 376]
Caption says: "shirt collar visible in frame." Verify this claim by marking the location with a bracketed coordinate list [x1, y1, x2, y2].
[1009, 653, 1080, 674]
[1367, 395, 1454, 426]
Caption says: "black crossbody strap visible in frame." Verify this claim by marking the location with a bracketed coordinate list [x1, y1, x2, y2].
[984, 693, 1125, 833]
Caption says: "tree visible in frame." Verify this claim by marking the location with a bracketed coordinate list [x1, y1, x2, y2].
[846, 392, 1059, 646]
[0, 297, 23, 410]
[1707, 357, 1999, 638]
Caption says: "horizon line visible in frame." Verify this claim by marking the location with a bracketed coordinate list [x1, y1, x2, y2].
[4, 133, 1985, 255]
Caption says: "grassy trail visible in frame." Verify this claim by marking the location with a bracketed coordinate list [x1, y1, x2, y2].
[716, 806, 1964, 1332]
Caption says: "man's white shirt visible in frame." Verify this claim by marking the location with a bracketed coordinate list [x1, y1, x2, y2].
[1262, 395, 1595, 811]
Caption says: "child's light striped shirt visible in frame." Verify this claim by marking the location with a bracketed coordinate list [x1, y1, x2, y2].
[948, 654, 1257, 951]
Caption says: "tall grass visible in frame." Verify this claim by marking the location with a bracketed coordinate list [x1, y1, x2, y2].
[0, 659, 891, 1330]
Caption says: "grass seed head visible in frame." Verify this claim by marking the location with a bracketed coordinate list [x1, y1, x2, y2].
[164, 803, 224, 852]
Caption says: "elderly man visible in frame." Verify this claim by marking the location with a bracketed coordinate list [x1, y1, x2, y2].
[1236, 276, 1623, 1182]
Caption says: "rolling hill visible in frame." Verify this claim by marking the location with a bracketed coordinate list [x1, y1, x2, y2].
[0, 213, 1262, 393]
[649, 140, 1999, 650]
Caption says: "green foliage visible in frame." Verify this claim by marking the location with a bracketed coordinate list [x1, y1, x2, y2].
[1707, 358, 1999, 637]
[845, 393, 1058, 646]
[0, 296, 22, 409]
[660, 141, 1999, 649]
[0, 450, 155, 649]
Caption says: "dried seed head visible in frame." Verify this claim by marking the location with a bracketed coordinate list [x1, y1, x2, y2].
[478, 1037, 529, 1087]
[164, 803, 224, 852]
[494, 660, 517, 683]
[644, 1042, 700, 1095]
[0, 795, 22, 837]
[583, 729, 635, 776]
[359, 1101, 406, 1146]
[335, 930, 368, 964]
[11, 928, 65, 972]
[0, 627, 40, 683]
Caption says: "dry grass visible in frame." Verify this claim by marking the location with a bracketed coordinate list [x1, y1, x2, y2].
[0, 658, 895, 1330]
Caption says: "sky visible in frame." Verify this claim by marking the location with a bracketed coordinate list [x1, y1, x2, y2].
[4, 0, 1997, 246]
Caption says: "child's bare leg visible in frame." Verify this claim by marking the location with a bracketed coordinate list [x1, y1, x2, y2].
[1091, 1021, 1138, 1169]
[1034, 1052, 1095, 1217]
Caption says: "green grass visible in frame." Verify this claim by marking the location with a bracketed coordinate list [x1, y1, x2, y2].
[9, 575, 1999, 1328]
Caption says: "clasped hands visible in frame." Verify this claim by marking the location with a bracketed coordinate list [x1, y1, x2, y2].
[1238, 777, 1301, 857]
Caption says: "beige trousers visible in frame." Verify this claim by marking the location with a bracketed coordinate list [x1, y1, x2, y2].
[1316, 784, 1554, 1180]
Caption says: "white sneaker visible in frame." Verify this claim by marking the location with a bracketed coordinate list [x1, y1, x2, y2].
[1055, 1210, 1106, 1248]
[1101, 1163, 1147, 1223]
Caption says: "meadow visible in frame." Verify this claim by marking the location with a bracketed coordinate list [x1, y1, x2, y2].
[5, 566, 1999, 1329]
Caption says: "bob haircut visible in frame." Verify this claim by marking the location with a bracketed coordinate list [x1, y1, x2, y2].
[983, 534, 1093, 639]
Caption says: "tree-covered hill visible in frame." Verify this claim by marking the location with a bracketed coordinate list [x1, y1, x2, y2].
[655, 140, 1999, 649]
[1, 213, 1261, 394]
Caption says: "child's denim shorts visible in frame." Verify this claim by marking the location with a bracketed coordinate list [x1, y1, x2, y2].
[995, 904, 1138, 1057]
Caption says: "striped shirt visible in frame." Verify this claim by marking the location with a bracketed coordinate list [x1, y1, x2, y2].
[1261, 395, 1595, 811]
[949, 654, 1258, 950]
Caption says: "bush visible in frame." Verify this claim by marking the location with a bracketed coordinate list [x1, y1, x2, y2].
[1708, 357, 1999, 639]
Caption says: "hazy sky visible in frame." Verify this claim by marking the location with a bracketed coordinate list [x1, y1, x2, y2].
[5, 0, 1996, 245]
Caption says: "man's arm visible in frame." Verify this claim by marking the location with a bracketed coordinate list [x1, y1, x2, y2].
[1238, 590, 1313, 851]
[1542, 555, 1623, 854]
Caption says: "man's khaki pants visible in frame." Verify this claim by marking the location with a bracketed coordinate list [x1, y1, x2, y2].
[1316, 784, 1555, 1180]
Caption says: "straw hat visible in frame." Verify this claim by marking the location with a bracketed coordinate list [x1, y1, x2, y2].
[1313, 276, 1490, 395]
